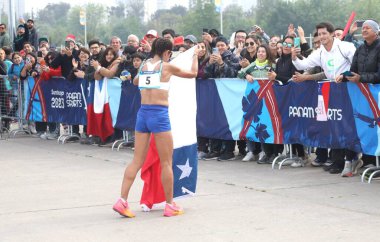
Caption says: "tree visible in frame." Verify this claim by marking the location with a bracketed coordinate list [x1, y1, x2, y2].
[223, 4, 255, 37]
[36, 3, 71, 26]
[35, 3, 71, 45]
[66, 4, 108, 45]
[180, 0, 218, 37]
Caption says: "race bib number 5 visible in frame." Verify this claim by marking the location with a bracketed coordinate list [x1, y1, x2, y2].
[139, 71, 160, 89]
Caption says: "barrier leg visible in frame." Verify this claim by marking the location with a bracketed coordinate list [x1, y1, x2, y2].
[278, 145, 302, 169]
[61, 125, 80, 144]
[368, 168, 380, 184]
[9, 79, 31, 138]
[363, 156, 380, 184]
[272, 144, 288, 169]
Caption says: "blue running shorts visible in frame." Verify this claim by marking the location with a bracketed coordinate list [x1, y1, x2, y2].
[135, 105, 171, 133]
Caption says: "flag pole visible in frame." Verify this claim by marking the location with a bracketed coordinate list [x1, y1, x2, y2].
[80, 7, 87, 47]
[220, 1, 223, 35]
[84, 13, 87, 47]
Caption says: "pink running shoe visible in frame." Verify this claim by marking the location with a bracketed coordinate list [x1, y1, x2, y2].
[163, 202, 184, 217]
[113, 198, 135, 218]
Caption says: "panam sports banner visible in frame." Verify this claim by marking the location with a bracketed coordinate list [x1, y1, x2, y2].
[196, 79, 380, 156]
[24, 76, 380, 157]
[23, 76, 87, 125]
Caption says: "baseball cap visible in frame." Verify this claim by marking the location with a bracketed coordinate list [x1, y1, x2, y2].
[65, 34, 76, 43]
[184, 35, 197, 44]
[145, 30, 158, 38]
[39, 37, 49, 44]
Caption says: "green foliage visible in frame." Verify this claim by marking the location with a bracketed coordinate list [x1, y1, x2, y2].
[28, 0, 380, 47]
[222, 4, 255, 36]
[180, 0, 219, 38]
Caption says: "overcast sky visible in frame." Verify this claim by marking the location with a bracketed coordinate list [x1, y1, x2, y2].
[25, 0, 118, 12]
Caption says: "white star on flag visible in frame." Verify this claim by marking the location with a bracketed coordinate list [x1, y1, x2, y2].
[177, 159, 192, 180]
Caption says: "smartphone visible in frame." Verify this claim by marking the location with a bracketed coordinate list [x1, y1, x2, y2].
[356, 20, 365, 28]
[212, 47, 218, 55]
[25, 57, 31, 65]
[251, 25, 259, 32]
[65, 41, 70, 49]
[294, 37, 300, 48]
[37, 51, 42, 58]
[343, 71, 353, 77]
[202, 28, 209, 34]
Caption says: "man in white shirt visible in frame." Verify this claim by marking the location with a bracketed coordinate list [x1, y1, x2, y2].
[292, 22, 356, 80]
[291, 22, 357, 175]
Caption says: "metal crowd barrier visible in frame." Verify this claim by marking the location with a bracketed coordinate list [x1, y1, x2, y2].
[361, 156, 380, 184]
[0, 76, 31, 139]
[112, 130, 134, 151]
[57, 125, 80, 144]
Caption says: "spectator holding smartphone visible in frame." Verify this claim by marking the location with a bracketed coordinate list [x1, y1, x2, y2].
[344, 21, 365, 48]
[13, 18, 29, 52]
[335, 20, 380, 177]
[202, 29, 220, 48]
[196, 40, 212, 159]
[203, 36, 241, 161]
[50, 34, 78, 79]
[292, 22, 356, 175]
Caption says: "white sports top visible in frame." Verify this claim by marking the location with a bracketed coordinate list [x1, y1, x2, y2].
[138, 59, 170, 90]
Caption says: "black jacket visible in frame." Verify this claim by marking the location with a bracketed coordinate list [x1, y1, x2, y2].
[240, 48, 256, 63]
[350, 38, 380, 84]
[204, 50, 241, 78]
[13, 24, 29, 52]
[50, 49, 78, 79]
[68, 62, 88, 81]
[84, 52, 103, 81]
[275, 53, 298, 84]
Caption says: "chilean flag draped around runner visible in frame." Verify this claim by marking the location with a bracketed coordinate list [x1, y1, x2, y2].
[86, 78, 114, 141]
[140, 47, 198, 210]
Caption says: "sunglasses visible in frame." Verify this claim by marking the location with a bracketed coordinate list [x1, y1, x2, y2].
[282, 42, 293, 48]
[245, 42, 255, 47]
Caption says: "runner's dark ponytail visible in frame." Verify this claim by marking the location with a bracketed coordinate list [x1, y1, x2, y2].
[151, 38, 173, 59]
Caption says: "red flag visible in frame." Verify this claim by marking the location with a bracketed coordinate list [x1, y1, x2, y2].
[140, 135, 165, 209]
[87, 79, 114, 141]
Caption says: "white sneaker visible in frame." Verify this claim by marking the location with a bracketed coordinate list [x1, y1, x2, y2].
[291, 160, 305, 168]
[46, 132, 59, 140]
[28, 124, 37, 134]
[290, 156, 308, 168]
[40, 132, 48, 140]
[197, 151, 207, 160]
[352, 158, 363, 175]
[341, 161, 353, 177]
[242, 152, 254, 162]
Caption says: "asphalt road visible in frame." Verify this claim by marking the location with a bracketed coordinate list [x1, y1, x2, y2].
[1, 136, 379, 242]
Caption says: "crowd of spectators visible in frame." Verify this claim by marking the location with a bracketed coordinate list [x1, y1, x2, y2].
[0, 16, 379, 179]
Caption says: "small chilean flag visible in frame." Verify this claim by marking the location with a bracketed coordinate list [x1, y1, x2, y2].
[87, 78, 114, 141]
